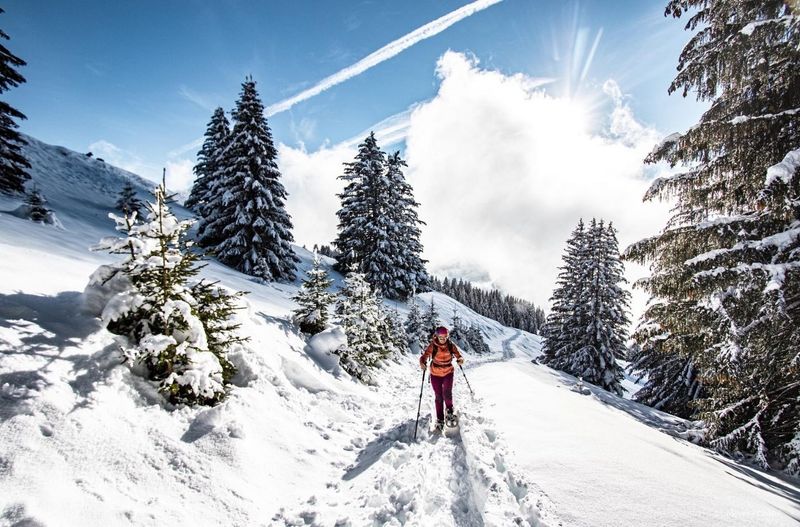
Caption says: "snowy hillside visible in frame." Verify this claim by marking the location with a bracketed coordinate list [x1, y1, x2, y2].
[1, 137, 799, 526]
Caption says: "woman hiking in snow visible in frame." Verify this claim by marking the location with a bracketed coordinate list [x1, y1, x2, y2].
[419, 326, 464, 431]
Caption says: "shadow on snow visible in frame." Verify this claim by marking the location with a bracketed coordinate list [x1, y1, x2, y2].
[0, 291, 119, 421]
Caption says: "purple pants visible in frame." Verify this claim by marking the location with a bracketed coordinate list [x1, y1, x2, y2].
[430, 371, 454, 421]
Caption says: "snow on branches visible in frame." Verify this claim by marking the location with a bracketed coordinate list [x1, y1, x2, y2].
[87, 183, 246, 406]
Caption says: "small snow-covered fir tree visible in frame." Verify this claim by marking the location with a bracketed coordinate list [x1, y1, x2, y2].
[333, 270, 391, 383]
[404, 300, 428, 353]
[24, 185, 52, 223]
[292, 254, 334, 335]
[449, 310, 487, 355]
[449, 310, 469, 351]
[115, 181, 143, 217]
[206, 78, 298, 281]
[383, 308, 409, 355]
[0, 9, 30, 195]
[464, 324, 489, 355]
[90, 183, 245, 406]
[186, 107, 229, 220]
[421, 298, 441, 341]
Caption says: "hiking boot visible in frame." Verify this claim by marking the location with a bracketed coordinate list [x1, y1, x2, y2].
[434, 419, 444, 431]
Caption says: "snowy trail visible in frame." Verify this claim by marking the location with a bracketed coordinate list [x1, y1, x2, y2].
[273, 356, 560, 527]
[500, 331, 522, 360]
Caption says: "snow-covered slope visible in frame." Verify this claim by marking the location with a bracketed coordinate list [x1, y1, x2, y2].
[1, 137, 798, 526]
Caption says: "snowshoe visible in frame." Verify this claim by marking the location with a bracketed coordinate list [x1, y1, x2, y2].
[445, 408, 459, 428]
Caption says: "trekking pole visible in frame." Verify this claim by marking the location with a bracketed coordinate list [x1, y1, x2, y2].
[413, 363, 427, 441]
[458, 363, 475, 398]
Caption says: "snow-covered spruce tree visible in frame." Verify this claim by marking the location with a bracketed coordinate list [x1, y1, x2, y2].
[404, 300, 428, 352]
[449, 310, 469, 352]
[334, 133, 392, 289]
[333, 270, 391, 383]
[115, 181, 143, 217]
[24, 186, 51, 223]
[545, 219, 629, 395]
[384, 151, 429, 298]
[333, 136, 427, 300]
[624, 0, 799, 470]
[207, 78, 298, 281]
[292, 253, 334, 335]
[0, 8, 30, 195]
[542, 219, 589, 367]
[92, 184, 245, 406]
[384, 308, 410, 355]
[421, 298, 441, 341]
[465, 324, 490, 355]
[186, 107, 229, 219]
[579, 220, 629, 394]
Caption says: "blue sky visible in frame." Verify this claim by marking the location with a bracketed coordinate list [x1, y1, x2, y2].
[6, 0, 702, 168]
[3, 1, 708, 313]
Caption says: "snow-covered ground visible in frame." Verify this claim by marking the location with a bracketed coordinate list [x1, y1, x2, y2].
[1, 137, 798, 526]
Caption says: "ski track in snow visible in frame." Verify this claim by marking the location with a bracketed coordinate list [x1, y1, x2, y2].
[273, 356, 561, 527]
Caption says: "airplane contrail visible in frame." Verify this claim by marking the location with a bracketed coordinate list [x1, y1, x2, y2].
[265, 0, 504, 117]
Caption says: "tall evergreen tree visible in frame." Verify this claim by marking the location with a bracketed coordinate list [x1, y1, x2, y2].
[625, 0, 799, 470]
[334, 133, 392, 285]
[385, 151, 429, 298]
[210, 78, 299, 281]
[292, 254, 334, 335]
[579, 221, 629, 394]
[542, 219, 589, 365]
[115, 181, 143, 217]
[186, 107, 229, 218]
[333, 135, 427, 300]
[544, 219, 630, 395]
[0, 8, 30, 194]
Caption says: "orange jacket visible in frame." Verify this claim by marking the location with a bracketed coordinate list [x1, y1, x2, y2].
[420, 339, 462, 377]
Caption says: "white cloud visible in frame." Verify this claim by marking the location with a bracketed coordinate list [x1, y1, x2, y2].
[290, 117, 318, 145]
[401, 51, 670, 323]
[264, 0, 504, 116]
[165, 159, 195, 193]
[339, 107, 416, 151]
[278, 142, 353, 250]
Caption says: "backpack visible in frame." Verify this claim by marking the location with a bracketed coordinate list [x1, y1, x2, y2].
[431, 341, 455, 366]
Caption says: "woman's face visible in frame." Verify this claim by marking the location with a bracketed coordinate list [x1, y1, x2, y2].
[436, 334, 447, 344]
